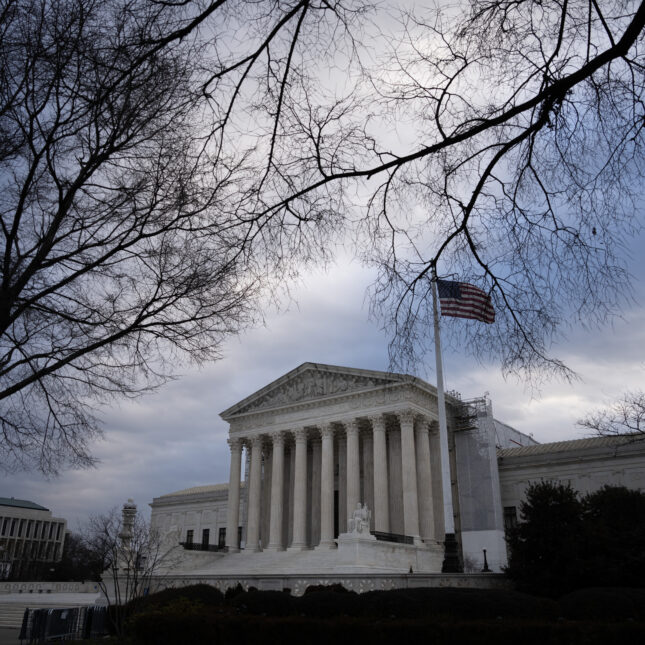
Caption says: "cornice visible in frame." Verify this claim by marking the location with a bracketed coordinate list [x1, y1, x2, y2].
[228, 381, 440, 432]
[497, 442, 645, 471]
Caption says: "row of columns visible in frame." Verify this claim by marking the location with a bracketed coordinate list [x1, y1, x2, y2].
[225, 411, 438, 552]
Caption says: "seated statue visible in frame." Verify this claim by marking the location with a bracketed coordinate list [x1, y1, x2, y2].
[348, 502, 371, 534]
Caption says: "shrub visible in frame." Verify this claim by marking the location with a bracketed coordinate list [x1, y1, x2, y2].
[506, 482, 645, 596]
[558, 587, 645, 621]
[224, 582, 245, 600]
[132, 583, 225, 612]
[303, 583, 351, 594]
[506, 481, 585, 596]
[295, 588, 359, 618]
[230, 589, 295, 616]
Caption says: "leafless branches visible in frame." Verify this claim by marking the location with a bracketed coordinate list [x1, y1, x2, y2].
[83, 504, 169, 635]
[245, 0, 645, 383]
[0, 0, 363, 474]
[3, 0, 644, 472]
[578, 390, 645, 435]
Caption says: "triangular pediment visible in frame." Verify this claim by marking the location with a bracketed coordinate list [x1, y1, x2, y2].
[221, 363, 408, 418]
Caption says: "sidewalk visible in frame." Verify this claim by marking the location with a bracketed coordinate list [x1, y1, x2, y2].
[0, 628, 20, 645]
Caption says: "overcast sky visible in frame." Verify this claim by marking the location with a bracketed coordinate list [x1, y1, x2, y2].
[2, 232, 644, 530]
[2, 3, 644, 530]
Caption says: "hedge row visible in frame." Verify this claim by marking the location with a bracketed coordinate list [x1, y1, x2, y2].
[130, 613, 645, 645]
[129, 584, 645, 622]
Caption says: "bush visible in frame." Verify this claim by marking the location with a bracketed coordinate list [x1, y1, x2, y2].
[295, 588, 359, 618]
[506, 482, 645, 596]
[224, 582, 245, 600]
[303, 583, 351, 594]
[129, 608, 645, 645]
[558, 587, 645, 621]
[230, 589, 295, 616]
[132, 584, 225, 612]
[506, 481, 585, 596]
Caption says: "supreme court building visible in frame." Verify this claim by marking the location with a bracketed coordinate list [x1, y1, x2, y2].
[149, 362, 645, 589]
[152, 363, 542, 578]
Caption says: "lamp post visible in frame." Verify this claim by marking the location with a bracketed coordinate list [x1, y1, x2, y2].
[481, 548, 491, 573]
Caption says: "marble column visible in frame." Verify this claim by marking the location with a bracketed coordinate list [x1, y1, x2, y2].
[246, 435, 263, 552]
[289, 428, 308, 550]
[371, 414, 389, 533]
[399, 411, 421, 541]
[317, 423, 336, 549]
[225, 438, 243, 552]
[266, 432, 285, 551]
[415, 420, 435, 542]
[346, 419, 360, 518]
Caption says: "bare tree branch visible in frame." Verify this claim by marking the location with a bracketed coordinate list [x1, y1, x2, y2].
[578, 390, 645, 435]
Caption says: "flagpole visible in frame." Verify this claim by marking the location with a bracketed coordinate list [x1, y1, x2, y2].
[431, 265, 461, 573]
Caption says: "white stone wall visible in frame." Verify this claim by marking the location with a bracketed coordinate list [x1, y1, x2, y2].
[498, 436, 645, 521]
[150, 484, 244, 549]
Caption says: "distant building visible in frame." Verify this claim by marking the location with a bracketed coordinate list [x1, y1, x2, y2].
[0, 498, 67, 580]
[150, 483, 245, 551]
[498, 434, 645, 531]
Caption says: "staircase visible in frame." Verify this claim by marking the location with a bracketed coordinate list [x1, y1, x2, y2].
[0, 602, 27, 628]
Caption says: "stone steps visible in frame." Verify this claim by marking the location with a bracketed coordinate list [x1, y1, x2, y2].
[0, 603, 27, 628]
[0, 595, 100, 629]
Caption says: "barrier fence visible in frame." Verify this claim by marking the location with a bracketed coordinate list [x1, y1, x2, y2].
[18, 605, 108, 643]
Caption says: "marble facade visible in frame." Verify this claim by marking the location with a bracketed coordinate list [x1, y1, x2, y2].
[151, 362, 538, 577]
[220, 364, 454, 558]
[147, 363, 645, 587]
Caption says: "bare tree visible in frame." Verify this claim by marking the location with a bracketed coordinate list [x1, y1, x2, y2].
[83, 501, 172, 638]
[245, 0, 645, 382]
[4, 0, 644, 474]
[0, 0, 363, 474]
[578, 390, 645, 436]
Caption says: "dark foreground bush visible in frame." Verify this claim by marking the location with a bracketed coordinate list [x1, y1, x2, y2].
[130, 613, 645, 645]
[558, 587, 645, 621]
[303, 583, 352, 594]
[125, 585, 645, 645]
[230, 589, 295, 616]
[133, 584, 225, 612]
[353, 587, 558, 620]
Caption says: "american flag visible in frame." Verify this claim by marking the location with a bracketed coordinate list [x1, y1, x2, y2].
[437, 280, 495, 324]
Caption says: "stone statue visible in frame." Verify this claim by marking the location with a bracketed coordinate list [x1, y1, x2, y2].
[348, 503, 371, 534]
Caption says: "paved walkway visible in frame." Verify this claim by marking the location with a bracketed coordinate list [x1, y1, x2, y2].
[0, 628, 20, 645]
[0, 592, 101, 605]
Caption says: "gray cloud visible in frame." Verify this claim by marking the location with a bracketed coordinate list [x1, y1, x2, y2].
[2, 246, 644, 528]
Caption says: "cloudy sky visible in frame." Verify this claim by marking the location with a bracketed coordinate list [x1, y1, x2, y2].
[2, 235, 644, 530]
[2, 1, 644, 531]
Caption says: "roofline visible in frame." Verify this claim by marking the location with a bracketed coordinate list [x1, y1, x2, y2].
[0, 497, 49, 512]
[219, 362, 438, 420]
[498, 434, 645, 464]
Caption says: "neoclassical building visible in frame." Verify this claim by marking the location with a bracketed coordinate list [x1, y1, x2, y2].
[149, 363, 645, 588]
[152, 363, 537, 577]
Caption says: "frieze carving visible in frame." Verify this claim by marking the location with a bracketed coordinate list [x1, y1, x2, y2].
[235, 370, 398, 415]
[228, 382, 440, 433]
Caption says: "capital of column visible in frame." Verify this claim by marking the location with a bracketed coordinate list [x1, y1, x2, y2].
[293, 428, 308, 443]
[270, 431, 285, 447]
[227, 437, 243, 452]
[248, 435, 264, 450]
[320, 423, 335, 439]
[344, 418, 360, 436]
[398, 409, 416, 426]
[369, 414, 386, 433]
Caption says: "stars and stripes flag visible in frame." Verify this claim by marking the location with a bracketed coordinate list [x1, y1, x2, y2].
[437, 279, 495, 324]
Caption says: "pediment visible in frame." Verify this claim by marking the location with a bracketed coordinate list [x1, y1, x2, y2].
[221, 363, 405, 418]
